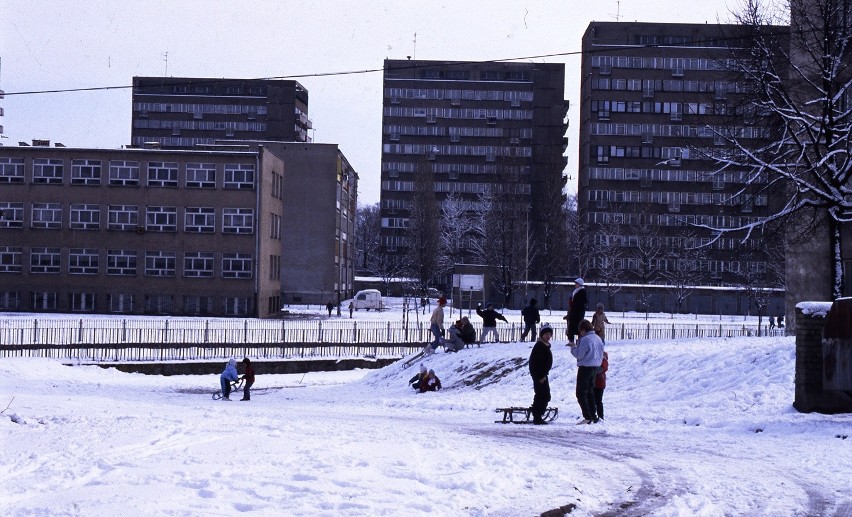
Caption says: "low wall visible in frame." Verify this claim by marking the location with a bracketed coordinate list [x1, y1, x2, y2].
[85, 357, 398, 376]
[793, 301, 852, 413]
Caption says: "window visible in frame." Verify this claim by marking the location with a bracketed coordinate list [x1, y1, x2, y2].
[109, 160, 140, 186]
[68, 248, 99, 275]
[147, 161, 179, 187]
[145, 206, 177, 232]
[107, 249, 137, 276]
[107, 293, 135, 313]
[222, 208, 254, 234]
[30, 247, 61, 274]
[145, 250, 176, 277]
[0, 157, 25, 183]
[69, 292, 96, 312]
[108, 205, 139, 231]
[222, 253, 252, 279]
[184, 251, 214, 278]
[31, 291, 58, 311]
[69, 204, 101, 230]
[186, 162, 216, 188]
[0, 291, 21, 310]
[0, 246, 23, 273]
[224, 297, 252, 316]
[223, 163, 254, 189]
[184, 295, 214, 315]
[32, 158, 64, 184]
[0, 202, 24, 228]
[184, 207, 215, 233]
[144, 294, 174, 314]
[32, 203, 62, 229]
[270, 213, 281, 239]
[71, 159, 102, 185]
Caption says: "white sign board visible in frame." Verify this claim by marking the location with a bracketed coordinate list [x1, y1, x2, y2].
[453, 274, 484, 291]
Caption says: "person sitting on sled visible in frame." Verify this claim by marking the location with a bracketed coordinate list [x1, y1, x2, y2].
[408, 363, 427, 390]
[419, 369, 442, 392]
[219, 358, 239, 400]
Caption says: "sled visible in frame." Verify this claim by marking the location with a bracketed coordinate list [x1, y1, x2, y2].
[494, 406, 559, 424]
[212, 378, 245, 400]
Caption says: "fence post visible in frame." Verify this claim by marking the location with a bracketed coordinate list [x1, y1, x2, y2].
[163, 320, 169, 344]
[646, 323, 650, 340]
[33, 319, 39, 344]
[244, 320, 248, 343]
[387, 321, 392, 343]
[621, 323, 624, 340]
[352, 322, 358, 343]
[318, 321, 323, 343]
[671, 323, 675, 340]
[204, 320, 209, 343]
[79, 319, 83, 342]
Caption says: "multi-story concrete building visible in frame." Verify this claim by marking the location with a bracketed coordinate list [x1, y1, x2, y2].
[131, 77, 312, 149]
[379, 59, 568, 276]
[0, 141, 284, 317]
[220, 140, 358, 306]
[579, 22, 782, 293]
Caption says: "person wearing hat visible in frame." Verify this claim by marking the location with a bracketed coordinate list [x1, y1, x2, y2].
[528, 323, 554, 425]
[563, 278, 588, 345]
[476, 302, 508, 346]
[408, 363, 428, 390]
[239, 357, 255, 401]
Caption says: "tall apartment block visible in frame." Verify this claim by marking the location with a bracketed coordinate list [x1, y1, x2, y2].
[131, 77, 312, 149]
[579, 22, 782, 291]
[379, 59, 568, 270]
[0, 142, 284, 317]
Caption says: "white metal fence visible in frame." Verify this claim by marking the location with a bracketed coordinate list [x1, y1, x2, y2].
[0, 317, 782, 362]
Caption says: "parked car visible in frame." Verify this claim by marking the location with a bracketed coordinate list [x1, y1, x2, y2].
[348, 289, 384, 311]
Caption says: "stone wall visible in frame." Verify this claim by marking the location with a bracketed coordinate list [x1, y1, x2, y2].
[793, 302, 852, 413]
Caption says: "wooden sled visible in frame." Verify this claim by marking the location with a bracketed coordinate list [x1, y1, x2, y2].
[495, 406, 559, 424]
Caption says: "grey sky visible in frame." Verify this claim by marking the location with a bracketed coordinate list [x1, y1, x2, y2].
[0, 0, 738, 204]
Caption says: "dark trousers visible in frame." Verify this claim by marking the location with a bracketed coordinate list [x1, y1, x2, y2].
[576, 366, 598, 420]
[521, 322, 536, 341]
[531, 376, 551, 420]
[242, 380, 254, 400]
[594, 387, 605, 419]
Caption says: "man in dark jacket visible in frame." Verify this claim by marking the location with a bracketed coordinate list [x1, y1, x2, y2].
[476, 302, 508, 345]
[564, 278, 588, 345]
[520, 298, 541, 342]
[528, 324, 554, 425]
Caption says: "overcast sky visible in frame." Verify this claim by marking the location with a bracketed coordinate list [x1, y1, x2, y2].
[1, 0, 739, 204]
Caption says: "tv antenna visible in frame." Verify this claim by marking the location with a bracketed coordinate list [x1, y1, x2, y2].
[609, 1, 622, 21]
[162, 51, 169, 76]
[413, 33, 417, 60]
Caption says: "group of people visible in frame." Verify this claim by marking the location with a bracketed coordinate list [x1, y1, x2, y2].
[528, 277, 610, 425]
[219, 357, 255, 401]
[408, 363, 442, 392]
[427, 297, 509, 355]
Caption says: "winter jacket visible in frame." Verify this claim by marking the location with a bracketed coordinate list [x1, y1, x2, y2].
[595, 352, 609, 389]
[242, 363, 255, 384]
[419, 374, 442, 392]
[571, 332, 604, 367]
[476, 306, 508, 327]
[567, 287, 588, 323]
[458, 322, 477, 344]
[591, 311, 610, 341]
[430, 305, 445, 328]
[220, 358, 239, 382]
[528, 339, 553, 381]
[521, 304, 540, 325]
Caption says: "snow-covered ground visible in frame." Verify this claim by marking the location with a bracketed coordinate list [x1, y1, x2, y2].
[1, 325, 850, 515]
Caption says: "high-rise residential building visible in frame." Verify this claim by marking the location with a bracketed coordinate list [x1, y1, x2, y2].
[131, 77, 311, 149]
[578, 22, 783, 295]
[0, 141, 284, 317]
[379, 59, 568, 280]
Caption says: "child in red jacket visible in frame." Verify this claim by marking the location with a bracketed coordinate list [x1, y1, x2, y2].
[240, 357, 255, 401]
[594, 351, 608, 420]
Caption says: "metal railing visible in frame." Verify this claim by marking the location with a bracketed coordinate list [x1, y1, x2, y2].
[0, 317, 782, 362]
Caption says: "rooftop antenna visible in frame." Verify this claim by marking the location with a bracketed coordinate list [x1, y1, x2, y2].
[162, 51, 169, 76]
[609, 1, 622, 21]
[413, 33, 417, 60]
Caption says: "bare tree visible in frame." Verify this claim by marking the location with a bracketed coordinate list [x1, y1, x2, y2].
[662, 226, 709, 314]
[403, 163, 441, 298]
[437, 191, 477, 277]
[530, 177, 569, 310]
[628, 207, 665, 316]
[355, 203, 381, 274]
[716, 0, 852, 306]
[732, 228, 786, 334]
[583, 205, 625, 310]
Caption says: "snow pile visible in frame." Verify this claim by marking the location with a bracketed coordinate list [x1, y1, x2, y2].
[1, 335, 850, 516]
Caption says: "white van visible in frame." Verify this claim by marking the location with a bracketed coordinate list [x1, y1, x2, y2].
[349, 289, 384, 311]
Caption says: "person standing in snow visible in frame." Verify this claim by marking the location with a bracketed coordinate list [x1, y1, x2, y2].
[564, 278, 588, 345]
[591, 303, 610, 343]
[476, 302, 508, 345]
[594, 351, 609, 420]
[520, 298, 541, 342]
[239, 357, 255, 401]
[219, 358, 239, 401]
[570, 320, 604, 424]
[528, 323, 554, 425]
[427, 296, 447, 354]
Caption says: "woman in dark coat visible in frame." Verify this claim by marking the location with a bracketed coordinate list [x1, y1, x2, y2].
[528, 324, 554, 425]
[564, 278, 588, 345]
